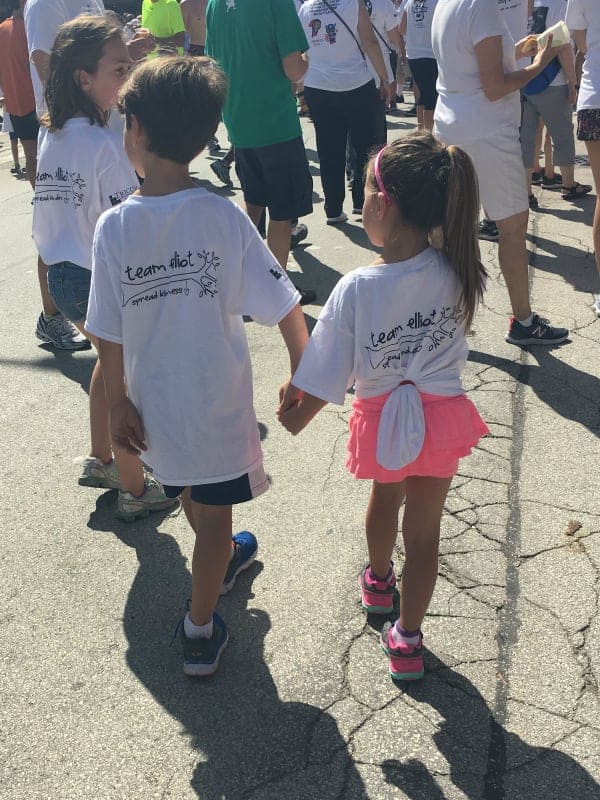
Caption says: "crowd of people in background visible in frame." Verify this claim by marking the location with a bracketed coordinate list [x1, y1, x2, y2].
[0, 0, 599, 682]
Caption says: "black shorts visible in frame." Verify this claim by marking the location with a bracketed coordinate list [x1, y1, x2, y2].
[163, 464, 270, 506]
[407, 58, 439, 111]
[9, 110, 39, 142]
[235, 136, 313, 221]
[577, 108, 600, 141]
[187, 43, 205, 56]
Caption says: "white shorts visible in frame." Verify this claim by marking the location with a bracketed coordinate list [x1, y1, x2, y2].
[434, 124, 528, 222]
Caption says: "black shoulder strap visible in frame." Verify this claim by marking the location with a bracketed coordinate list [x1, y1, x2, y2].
[320, 0, 366, 61]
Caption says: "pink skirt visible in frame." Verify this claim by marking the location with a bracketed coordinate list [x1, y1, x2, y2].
[346, 391, 489, 483]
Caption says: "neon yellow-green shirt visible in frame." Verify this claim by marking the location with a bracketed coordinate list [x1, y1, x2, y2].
[141, 0, 185, 56]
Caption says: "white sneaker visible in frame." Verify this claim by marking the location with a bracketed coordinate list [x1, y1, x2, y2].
[117, 476, 179, 522]
[78, 457, 121, 489]
[593, 295, 600, 318]
[35, 312, 90, 351]
[326, 213, 348, 225]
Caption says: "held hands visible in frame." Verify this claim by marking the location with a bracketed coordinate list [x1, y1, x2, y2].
[109, 398, 147, 456]
[277, 381, 309, 436]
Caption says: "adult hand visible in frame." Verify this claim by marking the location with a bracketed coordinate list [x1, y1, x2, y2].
[109, 398, 147, 455]
[532, 34, 555, 70]
[515, 34, 538, 60]
[568, 82, 578, 106]
[127, 28, 155, 61]
[379, 80, 395, 106]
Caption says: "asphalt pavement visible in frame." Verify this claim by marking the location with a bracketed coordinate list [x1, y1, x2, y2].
[1, 109, 599, 799]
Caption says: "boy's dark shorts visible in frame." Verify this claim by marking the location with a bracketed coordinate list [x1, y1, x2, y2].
[9, 110, 40, 142]
[163, 464, 270, 506]
[235, 136, 313, 221]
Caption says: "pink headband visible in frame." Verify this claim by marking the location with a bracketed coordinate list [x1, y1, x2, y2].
[373, 146, 392, 205]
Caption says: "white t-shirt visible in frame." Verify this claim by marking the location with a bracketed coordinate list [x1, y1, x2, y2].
[404, 0, 438, 60]
[566, 0, 600, 109]
[85, 189, 300, 486]
[299, 0, 373, 91]
[364, 0, 399, 83]
[531, 1, 569, 87]
[499, 0, 529, 67]
[432, 0, 520, 142]
[24, 0, 106, 116]
[33, 118, 138, 268]
[292, 248, 469, 470]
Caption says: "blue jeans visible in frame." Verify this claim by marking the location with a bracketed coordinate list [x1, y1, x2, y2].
[47, 261, 91, 323]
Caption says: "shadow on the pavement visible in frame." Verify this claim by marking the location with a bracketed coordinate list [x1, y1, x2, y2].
[468, 349, 600, 436]
[533, 198, 595, 227]
[86, 493, 368, 799]
[382, 653, 600, 799]
[292, 243, 344, 310]
[1, 349, 96, 394]
[528, 231, 597, 292]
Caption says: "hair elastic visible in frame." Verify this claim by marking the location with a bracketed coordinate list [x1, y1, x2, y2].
[373, 146, 392, 205]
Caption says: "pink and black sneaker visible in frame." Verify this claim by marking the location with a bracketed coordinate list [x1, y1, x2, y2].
[358, 564, 397, 614]
[380, 622, 424, 681]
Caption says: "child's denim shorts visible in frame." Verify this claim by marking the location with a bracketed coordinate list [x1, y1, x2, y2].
[47, 261, 91, 324]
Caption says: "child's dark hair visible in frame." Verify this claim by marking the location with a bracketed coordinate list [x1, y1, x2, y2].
[370, 132, 487, 331]
[118, 56, 227, 165]
[44, 14, 125, 131]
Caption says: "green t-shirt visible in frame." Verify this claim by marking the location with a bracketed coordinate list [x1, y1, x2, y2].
[141, 0, 185, 56]
[206, 0, 309, 148]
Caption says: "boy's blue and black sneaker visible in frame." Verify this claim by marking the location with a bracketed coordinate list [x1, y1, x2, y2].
[220, 531, 258, 595]
[182, 612, 229, 677]
[505, 314, 569, 346]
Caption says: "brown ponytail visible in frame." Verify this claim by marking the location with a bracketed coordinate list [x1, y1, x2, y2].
[368, 132, 487, 331]
[443, 144, 487, 331]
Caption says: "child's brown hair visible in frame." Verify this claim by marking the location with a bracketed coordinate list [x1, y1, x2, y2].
[44, 14, 124, 131]
[118, 56, 227, 165]
[369, 132, 487, 331]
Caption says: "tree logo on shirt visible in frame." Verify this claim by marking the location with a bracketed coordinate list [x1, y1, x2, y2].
[226, 0, 236, 11]
[121, 249, 220, 308]
[309, 19, 322, 37]
[325, 23, 337, 44]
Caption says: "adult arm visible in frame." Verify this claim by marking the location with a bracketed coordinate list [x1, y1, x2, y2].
[282, 51, 308, 83]
[475, 34, 555, 102]
[357, 0, 393, 100]
[30, 50, 50, 89]
[557, 42, 578, 104]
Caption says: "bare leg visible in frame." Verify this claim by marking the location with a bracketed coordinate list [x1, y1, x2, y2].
[416, 105, 425, 131]
[246, 202, 292, 270]
[181, 489, 233, 626]
[559, 164, 575, 189]
[423, 109, 434, 132]
[533, 120, 544, 174]
[38, 256, 59, 316]
[398, 476, 452, 632]
[585, 140, 600, 282]
[20, 139, 37, 190]
[266, 219, 292, 270]
[10, 137, 20, 167]
[365, 480, 405, 577]
[544, 128, 554, 178]
[495, 210, 532, 320]
[74, 324, 146, 495]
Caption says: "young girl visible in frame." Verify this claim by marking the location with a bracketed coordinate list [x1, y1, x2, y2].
[278, 132, 489, 681]
[32, 14, 176, 521]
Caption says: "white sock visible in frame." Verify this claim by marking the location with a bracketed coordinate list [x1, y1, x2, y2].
[517, 313, 534, 327]
[184, 612, 213, 639]
[390, 624, 421, 647]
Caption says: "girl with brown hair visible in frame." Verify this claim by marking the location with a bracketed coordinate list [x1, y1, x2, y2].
[277, 132, 489, 682]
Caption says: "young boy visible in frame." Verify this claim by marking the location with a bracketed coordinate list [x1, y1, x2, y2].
[85, 56, 309, 677]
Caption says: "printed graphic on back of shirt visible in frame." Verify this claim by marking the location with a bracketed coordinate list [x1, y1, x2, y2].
[365, 303, 463, 369]
[34, 167, 86, 207]
[411, 1, 430, 26]
[121, 248, 220, 308]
